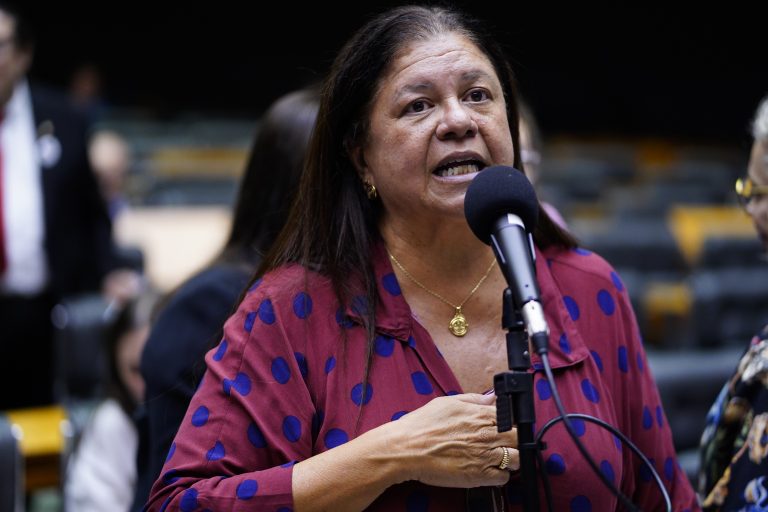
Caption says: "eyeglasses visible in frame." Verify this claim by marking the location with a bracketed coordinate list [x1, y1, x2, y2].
[735, 177, 768, 209]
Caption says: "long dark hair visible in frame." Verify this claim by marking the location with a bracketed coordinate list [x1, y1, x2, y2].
[218, 87, 321, 267]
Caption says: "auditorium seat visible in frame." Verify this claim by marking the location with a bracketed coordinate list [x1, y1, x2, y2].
[646, 346, 743, 484]
[0, 414, 23, 512]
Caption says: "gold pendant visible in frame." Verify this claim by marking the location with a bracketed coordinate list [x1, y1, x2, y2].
[449, 307, 468, 337]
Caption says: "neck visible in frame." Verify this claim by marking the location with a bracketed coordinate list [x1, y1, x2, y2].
[381, 215, 493, 276]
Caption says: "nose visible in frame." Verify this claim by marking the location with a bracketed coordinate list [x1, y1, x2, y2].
[436, 99, 477, 140]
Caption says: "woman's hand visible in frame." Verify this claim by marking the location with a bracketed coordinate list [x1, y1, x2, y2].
[392, 393, 519, 488]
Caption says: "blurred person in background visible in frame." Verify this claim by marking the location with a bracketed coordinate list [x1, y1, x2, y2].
[131, 86, 319, 510]
[64, 290, 158, 512]
[0, 2, 130, 410]
[89, 129, 132, 221]
[518, 96, 567, 229]
[699, 94, 768, 511]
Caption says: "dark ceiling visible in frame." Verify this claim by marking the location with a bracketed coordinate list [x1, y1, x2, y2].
[24, 2, 768, 145]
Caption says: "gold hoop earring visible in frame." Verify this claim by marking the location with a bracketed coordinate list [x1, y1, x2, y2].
[364, 181, 377, 200]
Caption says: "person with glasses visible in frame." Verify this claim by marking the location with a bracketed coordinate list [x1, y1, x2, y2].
[699, 94, 768, 511]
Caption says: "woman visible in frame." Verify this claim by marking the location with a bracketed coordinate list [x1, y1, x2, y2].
[65, 291, 157, 512]
[134, 87, 320, 506]
[699, 94, 768, 510]
[146, 6, 698, 511]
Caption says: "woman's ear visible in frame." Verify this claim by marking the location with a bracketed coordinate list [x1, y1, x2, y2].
[349, 145, 372, 184]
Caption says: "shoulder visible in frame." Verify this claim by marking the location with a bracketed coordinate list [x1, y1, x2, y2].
[542, 245, 624, 291]
[239, 264, 334, 312]
[170, 264, 251, 307]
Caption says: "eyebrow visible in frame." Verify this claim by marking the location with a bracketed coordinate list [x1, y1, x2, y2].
[393, 69, 496, 101]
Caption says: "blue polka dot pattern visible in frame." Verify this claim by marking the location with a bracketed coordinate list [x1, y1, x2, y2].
[295, 352, 308, 379]
[277, 509, 292, 512]
[590, 350, 604, 372]
[618, 346, 629, 373]
[570, 495, 592, 512]
[159, 496, 171, 512]
[382, 273, 401, 296]
[559, 333, 572, 354]
[258, 299, 276, 324]
[335, 307, 355, 328]
[244, 312, 256, 333]
[642, 406, 653, 430]
[563, 296, 580, 321]
[248, 278, 262, 292]
[293, 292, 313, 319]
[270, 357, 291, 384]
[180, 489, 199, 512]
[247, 422, 267, 448]
[406, 490, 429, 512]
[374, 335, 395, 357]
[165, 442, 176, 463]
[324, 356, 336, 374]
[446, 390, 459, 396]
[207, 440, 225, 461]
[391, 410, 408, 421]
[191, 406, 209, 427]
[408, 336, 416, 348]
[223, 372, 252, 396]
[610, 271, 624, 292]
[411, 372, 434, 395]
[163, 469, 180, 484]
[236, 479, 258, 500]
[324, 428, 349, 449]
[351, 295, 368, 316]
[536, 378, 552, 400]
[597, 290, 615, 316]
[212, 339, 228, 361]
[613, 435, 622, 451]
[664, 457, 675, 480]
[581, 379, 600, 403]
[574, 247, 591, 256]
[282, 416, 302, 443]
[600, 460, 615, 484]
[569, 418, 586, 437]
[545, 453, 566, 475]
[656, 406, 664, 427]
[636, 353, 644, 372]
[351, 383, 374, 406]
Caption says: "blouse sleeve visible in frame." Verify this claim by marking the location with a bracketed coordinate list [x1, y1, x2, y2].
[144, 284, 317, 511]
[610, 275, 700, 511]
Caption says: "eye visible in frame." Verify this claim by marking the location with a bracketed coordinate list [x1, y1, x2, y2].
[466, 89, 489, 102]
[404, 99, 431, 114]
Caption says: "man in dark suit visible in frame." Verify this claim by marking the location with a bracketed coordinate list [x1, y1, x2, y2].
[0, 3, 119, 410]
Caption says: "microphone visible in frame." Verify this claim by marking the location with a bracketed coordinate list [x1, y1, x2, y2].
[464, 165, 549, 354]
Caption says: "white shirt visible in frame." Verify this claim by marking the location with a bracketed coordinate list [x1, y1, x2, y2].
[64, 399, 138, 512]
[0, 80, 48, 295]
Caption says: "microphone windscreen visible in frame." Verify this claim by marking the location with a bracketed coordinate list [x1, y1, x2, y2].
[464, 165, 539, 244]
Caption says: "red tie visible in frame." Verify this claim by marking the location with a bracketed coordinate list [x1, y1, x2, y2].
[0, 111, 5, 275]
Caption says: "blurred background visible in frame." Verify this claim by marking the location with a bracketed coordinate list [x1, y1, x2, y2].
[5, 2, 768, 510]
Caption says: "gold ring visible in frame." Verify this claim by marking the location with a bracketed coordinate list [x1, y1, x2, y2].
[498, 446, 510, 470]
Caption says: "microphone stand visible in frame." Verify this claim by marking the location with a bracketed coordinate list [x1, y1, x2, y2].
[494, 288, 541, 512]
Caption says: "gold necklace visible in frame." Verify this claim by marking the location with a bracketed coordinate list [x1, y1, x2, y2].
[387, 251, 497, 337]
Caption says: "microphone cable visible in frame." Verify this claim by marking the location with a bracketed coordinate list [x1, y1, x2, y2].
[534, 352, 672, 512]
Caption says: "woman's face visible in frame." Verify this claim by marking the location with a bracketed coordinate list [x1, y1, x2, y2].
[354, 33, 515, 227]
[746, 140, 768, 250]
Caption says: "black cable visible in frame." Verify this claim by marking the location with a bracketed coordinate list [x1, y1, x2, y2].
[539, 352, 641, 512]
[536, 412, 672, 512]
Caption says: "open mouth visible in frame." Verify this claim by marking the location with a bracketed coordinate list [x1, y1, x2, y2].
[432, 159, 486, 177]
